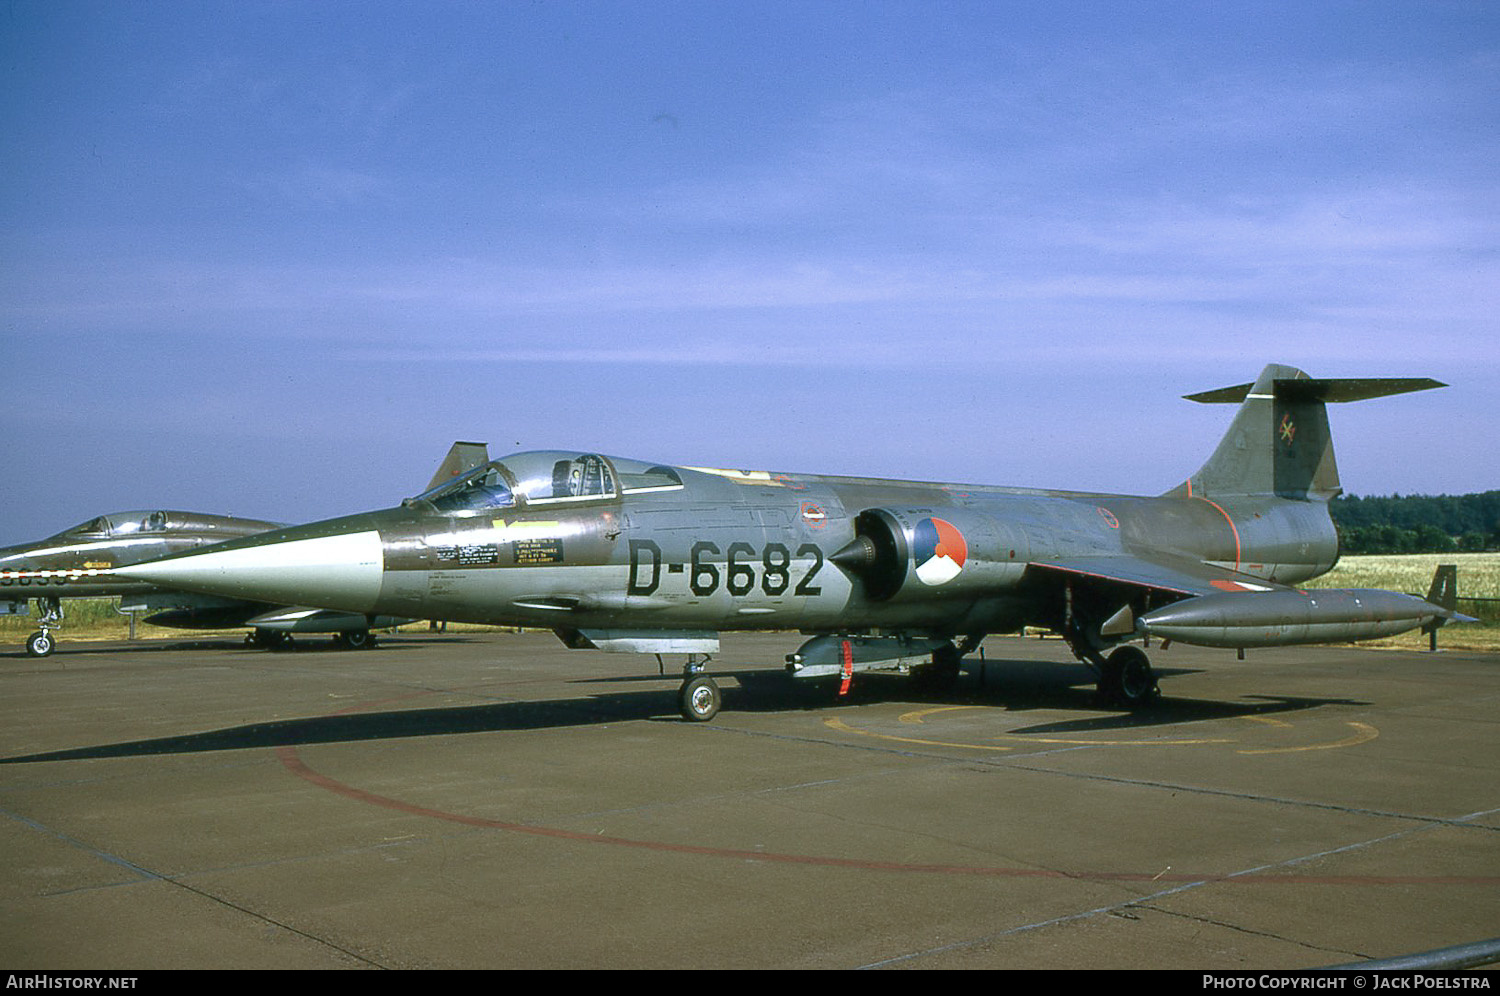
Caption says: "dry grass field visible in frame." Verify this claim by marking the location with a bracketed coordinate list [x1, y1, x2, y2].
[1301, 552, 1500, 650]
[1305, 551, 1500, 600]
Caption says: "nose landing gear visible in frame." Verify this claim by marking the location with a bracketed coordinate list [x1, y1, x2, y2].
[676, 655, 721, 722]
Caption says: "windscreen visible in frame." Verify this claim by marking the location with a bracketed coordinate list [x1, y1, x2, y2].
[414, 463, 516, 512]
[409, 451, 676, 511]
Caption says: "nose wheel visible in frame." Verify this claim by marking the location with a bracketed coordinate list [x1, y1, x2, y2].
[679, 674, 721, 722]
[676, 656, 722, 722]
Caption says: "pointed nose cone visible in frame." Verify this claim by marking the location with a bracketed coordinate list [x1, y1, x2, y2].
[830, 535, 878, 573]
[115, 520, 385, 612]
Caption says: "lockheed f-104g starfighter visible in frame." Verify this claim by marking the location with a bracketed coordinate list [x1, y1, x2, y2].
[113, 365, 1469, 720]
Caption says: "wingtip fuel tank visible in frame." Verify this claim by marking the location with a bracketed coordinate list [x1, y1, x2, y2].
[1136, 587, 1472, 649]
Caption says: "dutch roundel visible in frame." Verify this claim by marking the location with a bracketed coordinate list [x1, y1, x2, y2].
[913, 517, 968, 586]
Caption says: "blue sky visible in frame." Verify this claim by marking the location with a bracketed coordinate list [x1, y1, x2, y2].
[3, 1, 1496, 542]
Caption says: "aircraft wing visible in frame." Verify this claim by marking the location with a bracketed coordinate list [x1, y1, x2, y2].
[1028, 553, 1466, 649]
[1024, 555, 1302, 642]
[1025, 554, 1291, 598]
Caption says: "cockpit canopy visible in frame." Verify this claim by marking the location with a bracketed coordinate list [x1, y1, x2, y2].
[409, 451, 683, 514]
[57, 511, 180, 539]
[49, 511, 284, 541]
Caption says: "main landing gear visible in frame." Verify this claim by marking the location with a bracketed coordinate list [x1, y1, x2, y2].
[1083, 644, 1159, 708]
[1097, 645, 1159, 707]
[1063, 624, 1159, 708]
[910, 642, 964, 693]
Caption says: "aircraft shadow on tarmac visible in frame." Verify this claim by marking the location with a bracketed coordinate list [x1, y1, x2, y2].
[724, 660, 1368, 734]
[0, 635, 476, 658]
[0, 656, 1366, 765]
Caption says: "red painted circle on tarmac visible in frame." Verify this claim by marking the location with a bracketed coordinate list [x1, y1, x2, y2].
[274, 696, 1498, 888]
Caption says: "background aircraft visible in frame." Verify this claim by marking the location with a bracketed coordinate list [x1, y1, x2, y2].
[113, 366, 1469, 720]
[2, 441, 489, 657]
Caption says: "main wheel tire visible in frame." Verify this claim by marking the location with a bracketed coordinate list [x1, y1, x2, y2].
[679, 674, 722, 722]
[1102, 645, 1158, 708]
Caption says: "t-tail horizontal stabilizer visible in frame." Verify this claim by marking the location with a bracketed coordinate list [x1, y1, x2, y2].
[1182, 378, 1447, 405]
[1171, 364, 1446, 501]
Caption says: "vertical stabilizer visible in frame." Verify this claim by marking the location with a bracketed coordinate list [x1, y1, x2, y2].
[1168, 365, 1444, 501]
[1426, 564, 1458, 612]
[1422, 564, 1462, 644]
[425, 441, 490, 492]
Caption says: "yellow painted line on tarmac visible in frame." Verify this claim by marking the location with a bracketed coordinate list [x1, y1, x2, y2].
[823, 717, 1015, 752]
[909, 706, 1234, 746]
[1243, 715, 1293, 728]
[1237, 721, 1378, 755]
[898, 706, 976, 725]
[832, 709, 1377, 755]
[990, 732, 1236, 747]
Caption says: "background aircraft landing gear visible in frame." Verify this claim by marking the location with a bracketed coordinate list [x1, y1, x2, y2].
[334, 629, 375, 650]
[245, 629, 294, 651]
[1098, 645, 1158, 708]
[26, 629, 55, 657]
[26, 597, 62, 657]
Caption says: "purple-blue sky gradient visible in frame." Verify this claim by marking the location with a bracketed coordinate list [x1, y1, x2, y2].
[3, 2, 1496, 543]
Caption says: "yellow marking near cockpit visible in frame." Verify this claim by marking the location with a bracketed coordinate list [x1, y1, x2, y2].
[1237, 721, 1378, 755]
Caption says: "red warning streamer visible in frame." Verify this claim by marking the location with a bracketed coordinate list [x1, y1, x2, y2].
[838, 638, 854, 697]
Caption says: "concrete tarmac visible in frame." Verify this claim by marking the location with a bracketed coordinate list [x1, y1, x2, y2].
[2, 630, 1497, 970]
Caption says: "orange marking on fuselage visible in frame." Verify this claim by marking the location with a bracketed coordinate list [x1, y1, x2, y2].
[1193, 496, 1241, 571]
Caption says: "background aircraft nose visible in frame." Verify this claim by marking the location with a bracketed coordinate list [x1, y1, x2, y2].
[115, 524, 386, 612]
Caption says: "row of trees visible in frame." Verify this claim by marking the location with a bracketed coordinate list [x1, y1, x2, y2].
[1330, 492, 1500, 554]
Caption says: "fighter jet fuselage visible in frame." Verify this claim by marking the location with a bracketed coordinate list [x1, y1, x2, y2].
[0, 510, 285, 602]
[113, 365, 1467, 721]
[0, 510, 288, 658]
[163, 465, 1335, 635]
